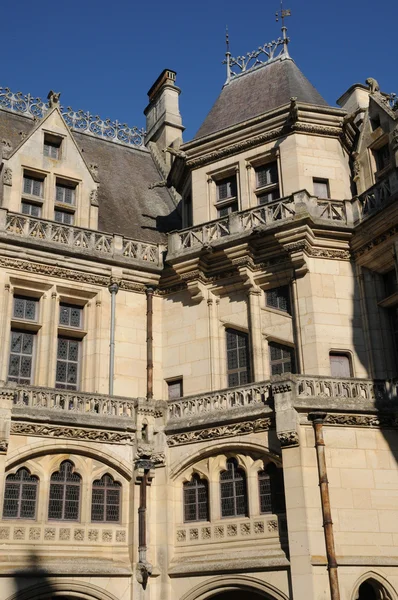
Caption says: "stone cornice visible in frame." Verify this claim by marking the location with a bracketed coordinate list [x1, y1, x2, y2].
[11, 421, 135, 444]
[166, 417, 273, 446]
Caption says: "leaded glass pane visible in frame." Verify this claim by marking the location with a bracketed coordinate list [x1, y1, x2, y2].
[226, 329, 250, 387]
[56, 338, 80, 391]
[8, 331, 34, 384]
[55, 210, 74, 225]
[220, 459, 248, 518]
[183, 475, 209, 522]
[259, 471, 272, 513]
[91, 475, 121, 523]
[23, 177, 43, 197]
[3, 468, 38, 519]
[269, 343, 294, 376]
[48, 462, 81, 521]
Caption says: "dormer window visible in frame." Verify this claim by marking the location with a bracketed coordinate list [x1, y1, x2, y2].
[43, 134, 62, 159]
[254, 161, 280, 205]
[23, 174, 44, 198]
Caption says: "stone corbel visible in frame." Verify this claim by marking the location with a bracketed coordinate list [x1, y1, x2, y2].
[134, 463, 155, 485]
[136, 561, 153, 588]
[272, 376, 300, 448]
[277, 430, 299, 448]
[2, 167, 12, 186]
[282, 240, 309, 278]
[186, 279, 206, 303]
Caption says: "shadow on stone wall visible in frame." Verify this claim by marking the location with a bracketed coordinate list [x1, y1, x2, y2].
[12, 551, 58, 600]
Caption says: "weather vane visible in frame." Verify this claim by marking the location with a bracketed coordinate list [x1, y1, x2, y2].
[275, 0, 291, 40]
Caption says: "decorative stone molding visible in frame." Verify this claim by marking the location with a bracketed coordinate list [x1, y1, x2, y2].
[29, 527, 40, 540]
[167, 417, 272, 446]
[136, 561, 153, 588]
[3, 167, 12, 185]
[90, 189, 99, 205]
[0, 527, 10, 539]
[322, 413, 398, 428]
[353, 224, 398, 257]
[0, 439, 8, 453]
[277, 430, 299, 448]
[13, 527, 25, 540]
[135, 443, 165, 466]
[11, 422, 134, 444]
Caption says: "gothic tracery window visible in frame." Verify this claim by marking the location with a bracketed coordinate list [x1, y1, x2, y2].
[258, 462, 286, 514]
[2, 468, 38, 519]
[220, 458, 248, 518]
[183, 474, 209, 522]
[48, 460, 81, 521]
[91, 474, 121, 522]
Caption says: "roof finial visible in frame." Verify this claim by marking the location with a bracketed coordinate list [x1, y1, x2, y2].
[225, 25, 231, 84]
[275, 0, 291, 55]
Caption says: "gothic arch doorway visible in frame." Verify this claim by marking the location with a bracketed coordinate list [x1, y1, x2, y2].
[180, 575, 289, 600]
[352, 574, 397, 600]
[207, 593, 266, 600]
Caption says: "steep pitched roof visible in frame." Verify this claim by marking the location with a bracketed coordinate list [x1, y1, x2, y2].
[0, 110, 181, 243]
[195, 58, 329, 139]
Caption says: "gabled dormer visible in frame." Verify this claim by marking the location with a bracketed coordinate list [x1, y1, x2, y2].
[1, 92, 99, 229]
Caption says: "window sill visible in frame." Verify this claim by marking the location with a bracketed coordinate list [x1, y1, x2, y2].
[261, 306, 292, 318]
[21, 195, 43, 205]
[54, 202, 76, 212]
[10, 320, 42, 332]
[57, 326, 87, 339]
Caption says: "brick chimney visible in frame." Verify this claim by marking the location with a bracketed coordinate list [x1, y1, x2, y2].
[144, 69, 184, 158]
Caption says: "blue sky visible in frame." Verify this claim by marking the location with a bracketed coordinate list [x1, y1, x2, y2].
[2, 0, 397, 141]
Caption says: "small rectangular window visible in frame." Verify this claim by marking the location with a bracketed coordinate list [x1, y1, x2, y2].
[56, 337, 80, 390]
[8, 330, 35, 384]
[44, 139, 61, 159]
[13, 296, 38, 322]
[269, 343, 295, 376]
[313, 178, 330, 199]
[59, 304, 82, 329]
[167, 379, 183, 399]
[216, 176, 237, 201]
[374, 144, 390, 173]
[329, 353, 351, 377]
[254, 161, 280, 205]
[21, 201, 41, 218]
[217, 202, 238, 218]
[55, 183, 76, 205]
[266, 286, 290, 313]
[23, 175, 43, 198]
[55, 209, 74, 225]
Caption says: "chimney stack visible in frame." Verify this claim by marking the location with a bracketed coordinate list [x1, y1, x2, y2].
[144, 69, 184, 159]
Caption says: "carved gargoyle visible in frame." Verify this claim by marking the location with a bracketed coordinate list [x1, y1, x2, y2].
[47, 90, 61, 107]
[136, 561, 153, 589]
[366, 77, 380, 94]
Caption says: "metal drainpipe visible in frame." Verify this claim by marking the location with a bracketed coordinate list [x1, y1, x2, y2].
[145, 286, 154, 401]
[309, 412, 340, 600]
[291, 278, 304, 374]
[108, 280, 119, 395]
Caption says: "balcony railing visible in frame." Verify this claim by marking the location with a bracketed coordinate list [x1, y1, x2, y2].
[0, 209, 162, 266]
[354, 175, 393, 223]
[168, 380, 272, 422]
[168, 191, 350, 257]
[294, 375, 397, 402]
[10, 385, 137, 418]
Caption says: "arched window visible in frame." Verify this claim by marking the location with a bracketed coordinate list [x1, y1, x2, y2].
[220, 458, 248, 518]
[258, 462, 286, 514]
[91, 474, 121, 522]
[2, 468, 38, 519]
[48, 460, 81, 521]
[183, 474, 209, 522]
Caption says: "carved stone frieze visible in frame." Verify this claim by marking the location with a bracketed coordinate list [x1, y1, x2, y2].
[89, 189, 99, 206]
[3, 167, 12, 185]
[186, 127, 285, 169]
[323, 413, 398, 428]
[167, 417, 272, 446]
[11, 422, 134, 444]
[277, 430, 299, 448]
[354, 225, 398, 257]
[293, 122, 343, 137]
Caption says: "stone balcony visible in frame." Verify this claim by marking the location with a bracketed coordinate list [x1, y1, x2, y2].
[5, 384, 141, 443]
[0, 209, 164, 269]
[352, 168, 398, 224]
[167, 190, 352, 261]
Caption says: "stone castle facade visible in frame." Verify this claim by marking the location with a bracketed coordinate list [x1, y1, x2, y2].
[0, 32, 397, 600]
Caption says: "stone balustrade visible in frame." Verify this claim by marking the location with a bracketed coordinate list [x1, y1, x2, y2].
[10, 384, 137, 418]
[353, 169, 398, 223]
[168, 381, 271, 422]
[175, 514, 285, 547]
[0, 209, 162, 266]
[293, 375, 397, 402]
[168, 190, 351, 258]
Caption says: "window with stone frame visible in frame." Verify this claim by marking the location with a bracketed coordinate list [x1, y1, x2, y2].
[8, 295, 39, 385]
[23, 174, 44, 198]
[258, 463, 286, 515]
[43, 134, 62, 159]
[91, 474, 121, 523]
[167, 378, 183, 399]
[220, 458, 248, 518]
[254, 161, 280, 205]
[59, 304, 82, 329]
[21, 201, 41, 218]
[55, 182, 76, 205]
[48, 460, 81, 521]
[329, 353, 352, 378]
[183, 474, 209, 522]
[226, 328, 251, 387]
[313, 178, 330, 199]
[54, 208, 74, 225]
[215, 174, 238, 217]
[266, 286, 290, 313]
[2, 468, 38, 519]
[374, 144, 390, 173]
[55, 337, 80, 390]
[269, 342, 295, 376]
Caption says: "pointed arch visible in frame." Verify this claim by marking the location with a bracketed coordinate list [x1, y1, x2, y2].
[5, 579, 120, 600]
[352, 572, 397, 600]
[179, 575, 289, 600]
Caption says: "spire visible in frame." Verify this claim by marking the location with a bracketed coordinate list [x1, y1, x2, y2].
[223, 4, 292, 85]
[275, 1, 291, 57]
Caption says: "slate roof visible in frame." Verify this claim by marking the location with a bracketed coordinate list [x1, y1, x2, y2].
[0, 110, 181, 244]
[195, 57, 329, 139]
